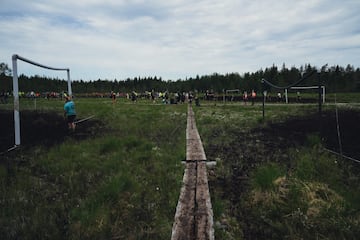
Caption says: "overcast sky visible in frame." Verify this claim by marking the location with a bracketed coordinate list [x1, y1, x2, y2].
[1, 0, 359, 81]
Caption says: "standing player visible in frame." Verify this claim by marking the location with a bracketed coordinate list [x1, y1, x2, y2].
[64, 96, 76, 131]
[111, 91, 117, 104]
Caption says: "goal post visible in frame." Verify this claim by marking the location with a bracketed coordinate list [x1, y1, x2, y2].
[11, 54, 72, 146]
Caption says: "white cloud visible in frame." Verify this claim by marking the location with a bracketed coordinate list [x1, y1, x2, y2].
[0, 0, 359, 81]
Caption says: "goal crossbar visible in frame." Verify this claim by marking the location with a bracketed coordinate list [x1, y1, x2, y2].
[223, 89, 241, 103]
[290, 86, 324, 90]
[225, 89, 240, 93]
[12, 54, 72, 146]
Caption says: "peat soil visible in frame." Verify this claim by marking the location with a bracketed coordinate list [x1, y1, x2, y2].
[206, 108, 360, 222]
[0, 110, 105, 156]
[208, 108, 360, 174]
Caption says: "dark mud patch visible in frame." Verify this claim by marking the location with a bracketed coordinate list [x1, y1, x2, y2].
[207, 109, 360, 175]
[0, 110, 106, 154]
[262, 109, 360, 160]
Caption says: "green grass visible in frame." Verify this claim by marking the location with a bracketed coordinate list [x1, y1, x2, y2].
[2, 93, 360, 239]
[0, 98, 187, 239]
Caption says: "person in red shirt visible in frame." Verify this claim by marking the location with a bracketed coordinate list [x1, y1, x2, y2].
[251, 90, 256, 105]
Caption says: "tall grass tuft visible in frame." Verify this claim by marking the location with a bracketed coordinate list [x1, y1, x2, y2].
[251, 163, 284, 191]
[294, 151, 316, 181]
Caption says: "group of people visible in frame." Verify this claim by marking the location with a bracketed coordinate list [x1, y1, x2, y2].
[242, 90, 257, 105]
[63, 89, 260, 131]
[128, 90, 191, 105]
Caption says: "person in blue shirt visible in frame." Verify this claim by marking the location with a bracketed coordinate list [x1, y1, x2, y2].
[64, 96, 76, 131]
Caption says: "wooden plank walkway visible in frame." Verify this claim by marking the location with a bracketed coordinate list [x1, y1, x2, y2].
[171, 104, 214, 240]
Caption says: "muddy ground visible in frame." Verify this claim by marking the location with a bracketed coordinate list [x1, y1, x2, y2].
[1, 108, 360, 238]
[1, 108, 359, 176]
[2, 108, 359, 181]
[207, 109, 360, 173]
[3, 108, 359, 159]
[205, 108, 360, 238]
[207, 108, 360, 186]
[0, 110, 104, 155]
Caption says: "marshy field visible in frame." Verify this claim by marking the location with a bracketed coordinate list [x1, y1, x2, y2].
[1, 95, 360, 239]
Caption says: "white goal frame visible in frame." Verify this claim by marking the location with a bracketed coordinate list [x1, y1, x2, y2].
[225, 89, 240, 94]
[284, 86, 325, 104]
[12, 54, 72, 146]
[224, 89, 240, 103]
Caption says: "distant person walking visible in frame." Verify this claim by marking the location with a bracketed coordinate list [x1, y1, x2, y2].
[131, 91, 137, 103]
[64, 96, 76, 131]
[151, 90, 156, 103]
[251, 90, 256, 105]
[111, 91, 116, 104]
[243, 91, 248, 105]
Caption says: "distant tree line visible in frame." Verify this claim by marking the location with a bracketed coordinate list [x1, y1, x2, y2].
[1, 63, 360, 94]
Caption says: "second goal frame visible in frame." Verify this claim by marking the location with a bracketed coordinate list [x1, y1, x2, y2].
[284, 86, 325, 104]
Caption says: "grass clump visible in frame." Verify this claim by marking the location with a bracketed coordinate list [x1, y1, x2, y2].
[251, 163, 284, 191]
[244, 146, 360, 239]
[293, 151, 317, 181]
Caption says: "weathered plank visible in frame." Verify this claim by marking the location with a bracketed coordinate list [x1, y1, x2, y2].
[171, 105, 214, 240]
